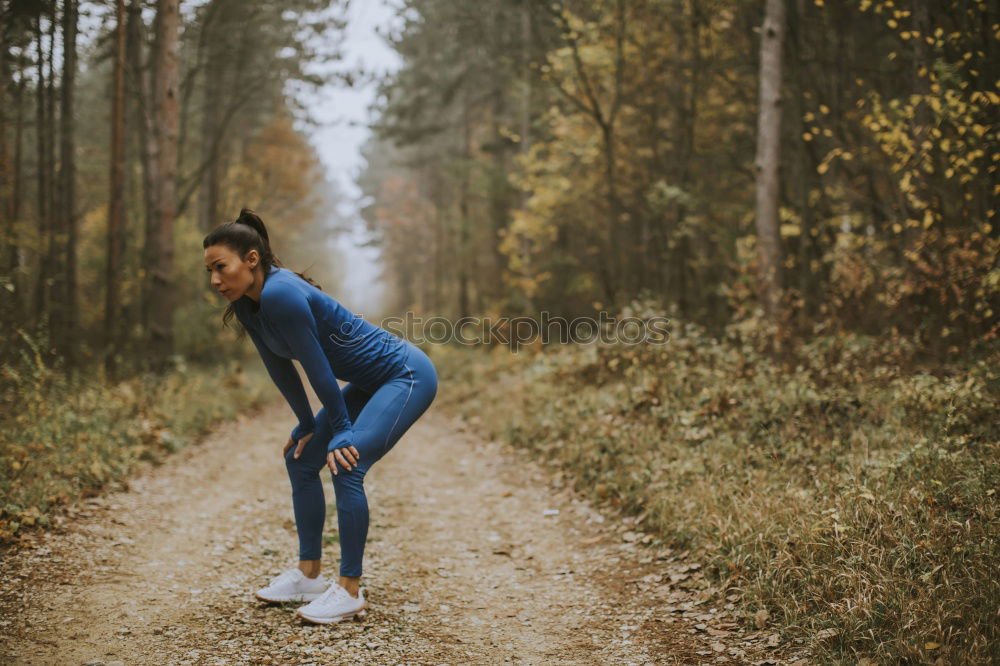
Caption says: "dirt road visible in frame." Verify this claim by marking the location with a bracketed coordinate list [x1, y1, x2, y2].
[0, 399, 789, 665]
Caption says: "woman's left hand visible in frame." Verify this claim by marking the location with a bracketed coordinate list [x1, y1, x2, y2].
[327, 446, 359, 475]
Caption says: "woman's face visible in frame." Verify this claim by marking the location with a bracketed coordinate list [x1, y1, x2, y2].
[204, 244, 259, 301]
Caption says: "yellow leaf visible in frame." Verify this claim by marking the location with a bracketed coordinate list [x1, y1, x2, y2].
[925, 642, 941, 650]
[780, 223, 801, 238]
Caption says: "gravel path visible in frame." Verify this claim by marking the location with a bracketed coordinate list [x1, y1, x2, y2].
[0, 399, 791, 665]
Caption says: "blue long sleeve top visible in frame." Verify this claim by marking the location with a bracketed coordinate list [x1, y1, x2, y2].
[233, 266, 409, 452]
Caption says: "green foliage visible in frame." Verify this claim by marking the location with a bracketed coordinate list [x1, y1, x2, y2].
[430, 302, 1000, 662]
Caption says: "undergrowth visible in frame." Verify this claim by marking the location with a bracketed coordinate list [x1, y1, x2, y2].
[0, 337, 274, 549]
[429, 304, 999, 664]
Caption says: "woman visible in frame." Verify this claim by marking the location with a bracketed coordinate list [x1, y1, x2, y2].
[203, 209, 438, 624]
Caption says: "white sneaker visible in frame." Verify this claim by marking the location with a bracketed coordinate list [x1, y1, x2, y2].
[254, 567, 328, 603]
[295, 583, 367, 624]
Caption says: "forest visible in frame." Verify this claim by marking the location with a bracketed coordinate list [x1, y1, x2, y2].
[1, 0, 997, 663]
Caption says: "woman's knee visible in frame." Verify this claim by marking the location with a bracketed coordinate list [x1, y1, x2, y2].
[331, 467, 366, 496]
[331, 471, 366, 509]
[284, 450, 324, 489]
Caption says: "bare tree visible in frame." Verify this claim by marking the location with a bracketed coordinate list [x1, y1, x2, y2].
[105, 0, 126, 377]
[56, 0, 78, 367]
[32, 11, 50, 326]
[146, 0, 180, 369]
[753, 0, 785, 321]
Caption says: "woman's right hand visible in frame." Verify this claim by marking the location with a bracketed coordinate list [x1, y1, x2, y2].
[283, 431, 314, 459]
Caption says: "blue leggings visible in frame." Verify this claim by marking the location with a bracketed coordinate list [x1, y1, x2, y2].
[283, 341, 438, 577]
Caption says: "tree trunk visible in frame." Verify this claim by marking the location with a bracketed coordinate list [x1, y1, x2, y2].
[0, 2, 8, 270]
[127, 0, 156, 247]
[141, 0, 161, 342]
[0, 0, 12, 337]
[58, 0, 79, 368]
[518, 0, 533, 312]
[105, 0, 127, 378]
[753, 0, 785, 321]
[197, 50, 224, 232]
[32, 15, 49, 327]
[457, 94, 471, 319]
[10, 62, 26, 295]
[789, 0, 816, 323]
[45, 8, 58, 322]
[146, 0, 180, 369]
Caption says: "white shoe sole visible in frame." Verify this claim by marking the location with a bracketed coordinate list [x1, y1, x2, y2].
[295, 605, 367, 624]
[254, 590, 323, 603]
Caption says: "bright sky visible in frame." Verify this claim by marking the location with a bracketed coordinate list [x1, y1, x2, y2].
[300, 0, 403, 314]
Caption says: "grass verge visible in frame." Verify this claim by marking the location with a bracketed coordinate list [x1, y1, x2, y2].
[0, 351, 275, 550]
[428, 313, 999, 663]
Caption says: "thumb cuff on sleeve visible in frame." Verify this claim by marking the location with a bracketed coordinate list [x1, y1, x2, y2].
[327, 428, 356, 453]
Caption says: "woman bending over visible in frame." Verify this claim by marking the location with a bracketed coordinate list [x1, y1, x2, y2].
[203, 209, 438, 624]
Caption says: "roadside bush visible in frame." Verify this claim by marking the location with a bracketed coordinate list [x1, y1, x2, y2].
[430, 302, 1000, 663]
[0, 332, 275, 549]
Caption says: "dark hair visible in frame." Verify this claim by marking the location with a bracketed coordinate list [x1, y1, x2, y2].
[202, 208, 322, 337]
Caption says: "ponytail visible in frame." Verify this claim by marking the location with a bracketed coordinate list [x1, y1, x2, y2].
[203, 208, 323, 337]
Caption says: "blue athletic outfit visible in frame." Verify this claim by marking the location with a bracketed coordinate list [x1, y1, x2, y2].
[234, 266, 438, 576]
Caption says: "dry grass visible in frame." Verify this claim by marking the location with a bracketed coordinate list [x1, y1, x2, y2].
[0, 347, 274, 548]
[430, 313, 999, 663]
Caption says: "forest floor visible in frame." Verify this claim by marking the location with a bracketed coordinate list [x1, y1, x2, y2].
[0, 399, 796, 665]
